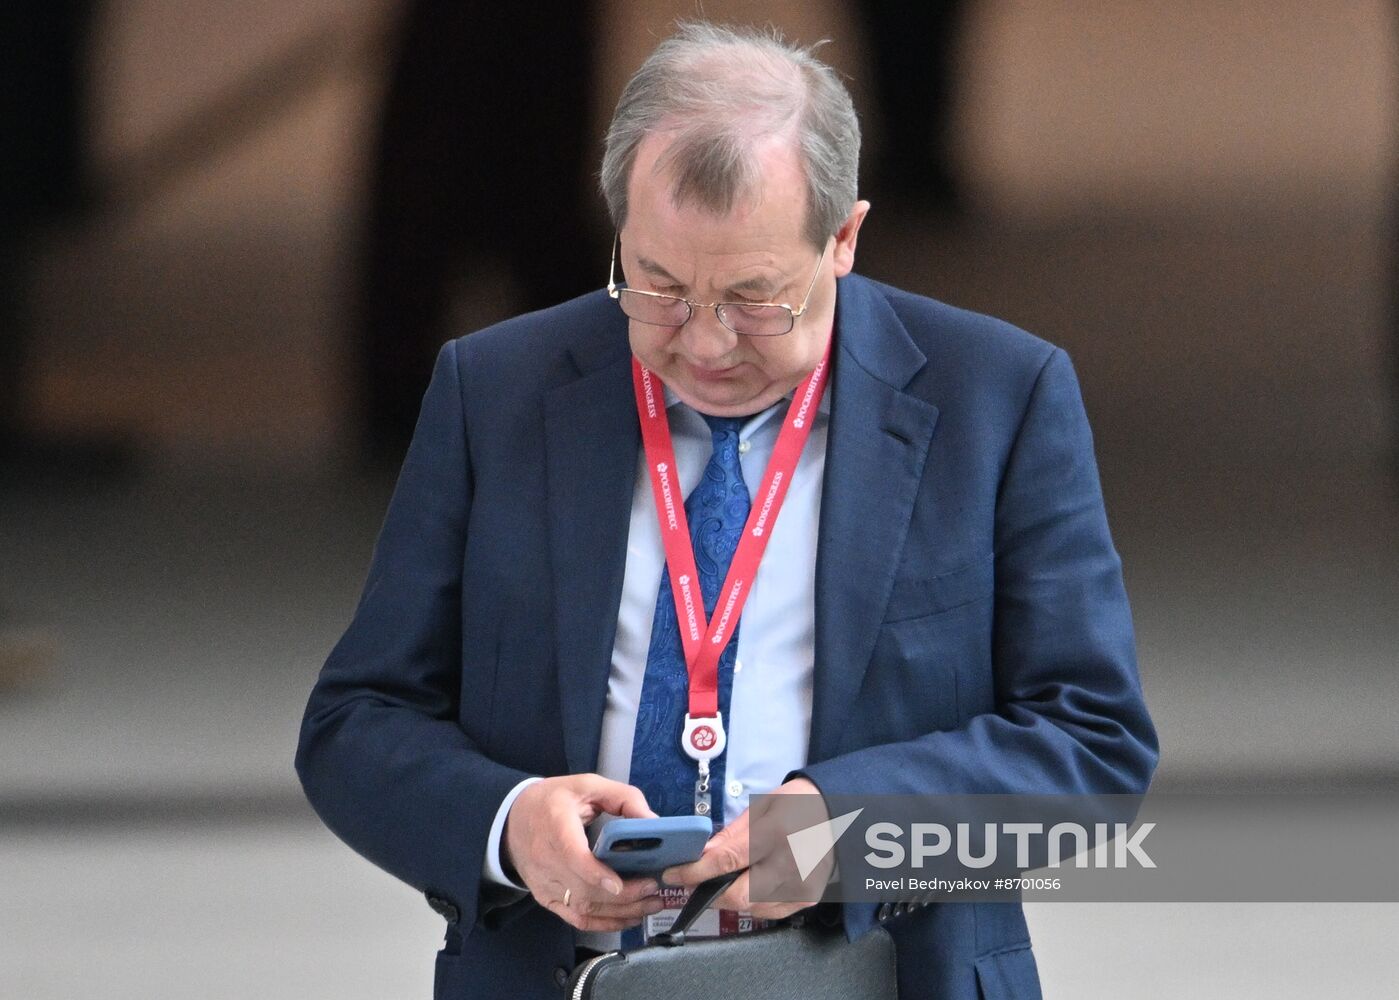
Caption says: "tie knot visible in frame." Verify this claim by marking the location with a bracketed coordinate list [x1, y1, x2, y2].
[700, 413, 744, 443]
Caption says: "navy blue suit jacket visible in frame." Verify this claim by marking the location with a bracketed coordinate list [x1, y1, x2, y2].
[296, 273, 1158, 1000]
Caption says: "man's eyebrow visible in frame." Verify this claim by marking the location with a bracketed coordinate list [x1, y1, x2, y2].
[635, 256, 682, 285]
[725, 274, 780, 298]
[634, 256, 781, 298]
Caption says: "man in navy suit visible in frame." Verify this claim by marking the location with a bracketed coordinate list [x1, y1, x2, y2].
[296, 22, 1157, 1000]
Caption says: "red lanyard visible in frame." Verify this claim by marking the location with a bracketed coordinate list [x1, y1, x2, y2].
[631, 342, 831, 749]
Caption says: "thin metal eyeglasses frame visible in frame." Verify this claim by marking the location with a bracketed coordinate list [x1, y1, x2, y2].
[606, 233, 828, 337]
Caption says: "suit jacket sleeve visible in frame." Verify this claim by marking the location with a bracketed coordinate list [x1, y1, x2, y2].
[295, 338, 534, 932]
[794, 348, 1159, 937]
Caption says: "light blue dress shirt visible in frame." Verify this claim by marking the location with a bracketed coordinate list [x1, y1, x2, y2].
[483, 385, 830, 901]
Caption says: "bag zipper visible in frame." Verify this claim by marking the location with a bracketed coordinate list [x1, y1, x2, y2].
[569, 951, 624, 1000]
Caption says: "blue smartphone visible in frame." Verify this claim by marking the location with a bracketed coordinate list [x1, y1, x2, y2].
[592, 816, 713, 876]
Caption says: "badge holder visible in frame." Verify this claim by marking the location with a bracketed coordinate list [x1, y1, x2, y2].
[639, 715, 731, 943]
[681, 712, 726, 817]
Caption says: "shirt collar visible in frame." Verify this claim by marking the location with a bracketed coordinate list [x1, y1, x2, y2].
[661, 380, 831, 441]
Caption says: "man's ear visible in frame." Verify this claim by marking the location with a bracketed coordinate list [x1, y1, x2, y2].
[831, 200, 871, 278]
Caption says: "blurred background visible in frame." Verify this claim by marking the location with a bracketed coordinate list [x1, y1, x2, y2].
[1, 1, 1395, 997]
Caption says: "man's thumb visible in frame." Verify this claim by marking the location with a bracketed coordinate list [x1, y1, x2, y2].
[587, 777, 657, 819]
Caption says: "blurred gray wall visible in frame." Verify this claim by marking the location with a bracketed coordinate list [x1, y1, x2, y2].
[21, 0, 1396, 469]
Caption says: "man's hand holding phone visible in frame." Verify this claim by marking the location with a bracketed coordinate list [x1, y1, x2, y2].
[502, 774, 667, 932]
[660, 776, 828, 920]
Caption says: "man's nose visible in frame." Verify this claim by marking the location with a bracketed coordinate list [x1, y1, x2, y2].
[679, 307, 738, 363]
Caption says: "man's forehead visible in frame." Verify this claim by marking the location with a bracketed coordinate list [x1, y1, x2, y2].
[627, 131, 808, 239]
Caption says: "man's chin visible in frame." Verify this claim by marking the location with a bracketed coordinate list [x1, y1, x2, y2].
[670, 378, 776, 418]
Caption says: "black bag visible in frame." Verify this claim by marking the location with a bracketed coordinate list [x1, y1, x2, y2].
[566, 871, 898, 999]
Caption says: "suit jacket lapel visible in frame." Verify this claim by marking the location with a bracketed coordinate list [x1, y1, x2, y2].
[545, 337, 638, 776]
[809, 276, 940, 763]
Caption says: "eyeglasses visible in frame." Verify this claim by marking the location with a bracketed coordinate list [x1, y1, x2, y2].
[607, 234, 827, 337]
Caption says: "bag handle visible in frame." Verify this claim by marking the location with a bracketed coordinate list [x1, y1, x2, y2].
[652, 869, 744, 947]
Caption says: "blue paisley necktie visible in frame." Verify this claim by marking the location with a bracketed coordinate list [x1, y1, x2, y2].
[628, 413, 750, 831]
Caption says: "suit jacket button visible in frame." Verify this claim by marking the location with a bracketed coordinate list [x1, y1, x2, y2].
[425, 893, 460, 925]
[876, 902, 893, 922]
[553, 966, 570, 988]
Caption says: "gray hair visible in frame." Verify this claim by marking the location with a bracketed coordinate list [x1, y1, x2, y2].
[600, 21, 861, 248]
